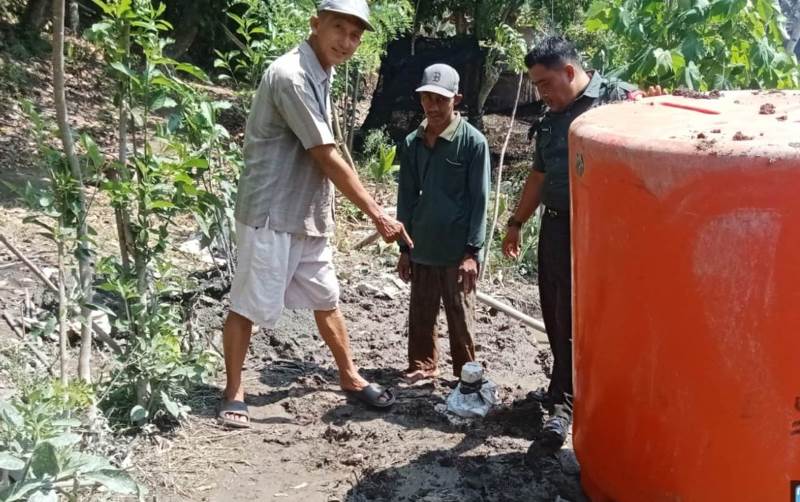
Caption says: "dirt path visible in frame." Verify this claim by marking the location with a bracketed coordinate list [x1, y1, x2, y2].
[136, 254, 587, 502]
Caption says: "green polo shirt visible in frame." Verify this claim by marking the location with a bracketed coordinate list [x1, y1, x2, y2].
[532, 71, 638, 211]
[397, 115, 490, 267]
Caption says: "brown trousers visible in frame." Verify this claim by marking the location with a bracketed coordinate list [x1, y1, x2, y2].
[407, 262, 476, 377]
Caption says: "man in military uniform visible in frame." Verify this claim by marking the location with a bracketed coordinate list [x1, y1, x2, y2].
[502, 36, 648, 450]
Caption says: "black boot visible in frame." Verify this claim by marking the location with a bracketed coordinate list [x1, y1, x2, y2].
[538, 414, 570, 450]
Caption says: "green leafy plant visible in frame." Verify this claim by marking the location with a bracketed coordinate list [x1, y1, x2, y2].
[369, 144, 398, 184]
[5, 100, 103, 383]
[99, 325, 218, 426]
[585, 0, 800, 89]
[361, 128, 398, 184]
[0, 384, 141, 501]
[84, 0, 232, 425]
[214, 0, 314, 88]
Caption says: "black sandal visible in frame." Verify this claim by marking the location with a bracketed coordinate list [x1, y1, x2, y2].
[345, 383, 396, 409]
[217, 399, 251, 429]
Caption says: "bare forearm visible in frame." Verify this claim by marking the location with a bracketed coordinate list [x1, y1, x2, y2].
[513, 171, 544, 224]
[310, 145, 383, 221]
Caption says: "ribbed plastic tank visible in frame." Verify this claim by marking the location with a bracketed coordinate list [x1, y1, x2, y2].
[569, 90, 800, 501]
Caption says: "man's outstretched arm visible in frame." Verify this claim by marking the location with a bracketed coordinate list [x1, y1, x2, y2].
[309, 144, 413, 248]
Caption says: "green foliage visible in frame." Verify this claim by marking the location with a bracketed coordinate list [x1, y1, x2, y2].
[369, 144, 398, 184]
[0, 56, 30, 96]
[486, 167, 543, 278]
[10, 102, 90, 248]
[214, 0, 412, 91]
[485, 23, 529, 73]
[84, 0, 233, 426]
[0, 382, 141, 501]
[214, 0, 314, 88]
[361, 128, 398, 184]
[100, 326, 217, 426]
[586, 0, 800, 89]
[352, 0, 414, 74]
[5, 102, 99, 338]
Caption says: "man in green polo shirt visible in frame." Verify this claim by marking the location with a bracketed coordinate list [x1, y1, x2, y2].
[396, 64, 490, 383]
[502, 36, 645, 451]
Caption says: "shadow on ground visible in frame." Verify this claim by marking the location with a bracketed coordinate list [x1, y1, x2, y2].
[342, 447, 587, 502]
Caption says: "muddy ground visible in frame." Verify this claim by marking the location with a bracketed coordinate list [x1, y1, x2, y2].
[0, 37, 586, 502]
[130, 249, 586, 502]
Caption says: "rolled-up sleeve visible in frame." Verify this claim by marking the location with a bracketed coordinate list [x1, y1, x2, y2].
[274, 77, 335, 150]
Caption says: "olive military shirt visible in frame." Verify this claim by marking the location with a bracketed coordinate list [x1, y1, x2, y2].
[532, 71, 638, 211]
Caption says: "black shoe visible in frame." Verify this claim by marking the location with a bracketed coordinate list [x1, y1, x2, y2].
[538, 414, 570, 450]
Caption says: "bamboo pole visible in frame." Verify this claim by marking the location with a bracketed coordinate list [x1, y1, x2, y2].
[476, 291, 548, 343]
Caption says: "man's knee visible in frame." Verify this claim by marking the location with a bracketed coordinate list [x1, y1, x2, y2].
[225, 310, 254, 335]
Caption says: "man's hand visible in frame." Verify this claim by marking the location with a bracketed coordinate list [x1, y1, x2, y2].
[372, 212, 413, 249]
[645, 85, 666, 97]
[397, 252, 412, 283]
[458, 255, 479, 293]
[502, 227, 521, 259]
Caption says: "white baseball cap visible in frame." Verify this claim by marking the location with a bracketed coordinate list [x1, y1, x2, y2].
[318, 0, 374, 31]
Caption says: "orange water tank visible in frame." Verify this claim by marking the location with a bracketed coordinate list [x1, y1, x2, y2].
[569, 90, 800, 502]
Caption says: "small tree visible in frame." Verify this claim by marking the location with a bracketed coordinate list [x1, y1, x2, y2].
[86, 0, 228, 424]
[481, 25, 527, 279]
[585, 0, 800, 89]
[52, 0, 95, 383]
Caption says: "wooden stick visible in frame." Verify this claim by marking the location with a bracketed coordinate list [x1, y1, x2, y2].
[353, 231, 381, 250]
[0, 234, 58, 291]
[476, 291, 548, 343]
[3, 311, 55, 375]
[0, 234, 123, 354]
[331, 105, 357, 170]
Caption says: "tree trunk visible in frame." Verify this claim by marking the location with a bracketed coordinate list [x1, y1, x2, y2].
[786, 1, 800, 55]
[57, 239, 68, 385]
[113, 21, 134, 276]
[472, 52, 503, 130]
[331, 105, 356, 169]
[68, 0, 78, 34]
[346, 69, 360, 155]
[166, 4, 202, 59]
[410, 0, 422, 56]
[18, 0, 51, 33]
[481, 72, 523, 280]
[52, 0, 94, 382]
